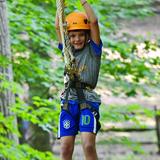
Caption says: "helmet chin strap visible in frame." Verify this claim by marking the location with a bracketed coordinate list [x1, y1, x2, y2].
[85, 32, 90, 43]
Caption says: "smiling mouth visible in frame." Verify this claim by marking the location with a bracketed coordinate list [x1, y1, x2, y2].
[74, 43, 82, 45]
[74, 44, 83, 48]
[73, 44, 84, 50]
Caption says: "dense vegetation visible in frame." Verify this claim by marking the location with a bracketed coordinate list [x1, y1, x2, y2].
[0, 0, 160, 159]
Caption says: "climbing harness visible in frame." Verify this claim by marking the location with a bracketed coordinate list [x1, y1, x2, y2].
[63, 78, 94, 111]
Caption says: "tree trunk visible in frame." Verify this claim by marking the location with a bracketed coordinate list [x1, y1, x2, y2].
[0, 1, 19, 159]
[155, 106, 160, 154]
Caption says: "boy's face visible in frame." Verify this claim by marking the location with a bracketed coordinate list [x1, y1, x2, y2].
[68, 30, 87, 50]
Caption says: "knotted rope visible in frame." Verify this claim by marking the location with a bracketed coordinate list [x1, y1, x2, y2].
[56, 0, 78, 80]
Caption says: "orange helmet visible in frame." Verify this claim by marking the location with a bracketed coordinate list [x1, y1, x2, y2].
[65, 12, 90, 31]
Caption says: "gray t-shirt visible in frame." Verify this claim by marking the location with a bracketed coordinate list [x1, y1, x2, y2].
[61, 40, 102, 103]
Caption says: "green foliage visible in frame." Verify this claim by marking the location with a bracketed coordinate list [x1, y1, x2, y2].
[0, 136, 58, 160]
[0, 100, 59, 159]
[100, 41, 160, 96]
[0, 55, 11, 67]
[1, 1, 63, 158]
[100, 103, 154, 126]
[13, 53, 63, 98]
[0, 74, 23, 94]
[98, 136, 145, 154]
[97, 0, 153, 41]
[0, 113, 58, 159]
[99, 103, 155, 155]
[8, 0, 56, 53]
[0, 113, 19, 136]
[7, 0, 61, 98]
[12, 96, 60, 133]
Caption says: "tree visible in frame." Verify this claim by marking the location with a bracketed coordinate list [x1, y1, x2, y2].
[0, 0, 19, 156]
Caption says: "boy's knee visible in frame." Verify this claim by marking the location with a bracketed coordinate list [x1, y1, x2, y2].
[61, 143, 74, 156]
[83, 143, 96, 154]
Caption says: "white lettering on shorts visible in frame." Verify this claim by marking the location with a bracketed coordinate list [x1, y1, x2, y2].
[63, 120, 70, 129]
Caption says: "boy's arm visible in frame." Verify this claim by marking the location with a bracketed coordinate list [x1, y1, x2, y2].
[80, 0, 101, 45]
[55, 11, 62, 43]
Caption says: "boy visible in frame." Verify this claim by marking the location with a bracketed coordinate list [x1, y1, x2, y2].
[55, 0, 102, 159]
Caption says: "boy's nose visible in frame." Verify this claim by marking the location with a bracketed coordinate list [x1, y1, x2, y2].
[75, 36, 80, 41]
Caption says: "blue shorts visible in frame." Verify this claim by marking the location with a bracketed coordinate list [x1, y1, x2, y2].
[57, 100, 101, 138]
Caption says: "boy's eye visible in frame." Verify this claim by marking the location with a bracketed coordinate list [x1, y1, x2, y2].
[69, 34, 75, 38]
[68, 32, 85, 39]
[79, 33, 85, 37]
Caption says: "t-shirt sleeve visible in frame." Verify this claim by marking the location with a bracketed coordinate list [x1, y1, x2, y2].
[90, 40, 103, 57]
[58, 43, 63, 51]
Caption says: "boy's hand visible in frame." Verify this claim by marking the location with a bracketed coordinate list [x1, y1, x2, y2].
[80, 0, 87, 6]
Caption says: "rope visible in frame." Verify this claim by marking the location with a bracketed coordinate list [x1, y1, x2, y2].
[56, 0, 77, 80]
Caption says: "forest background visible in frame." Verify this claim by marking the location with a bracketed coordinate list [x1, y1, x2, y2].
[0, 0, 160, 159]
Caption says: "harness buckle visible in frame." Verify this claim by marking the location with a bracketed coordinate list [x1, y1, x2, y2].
[80, 103, 88, 110]
[62, 103, 68, 110]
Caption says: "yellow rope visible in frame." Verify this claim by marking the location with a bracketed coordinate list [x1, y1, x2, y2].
[56, 0, 77, 79]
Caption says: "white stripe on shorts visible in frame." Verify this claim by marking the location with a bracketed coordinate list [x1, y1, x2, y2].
[93, 115, 97, 133]
[57, 112, 62, 138]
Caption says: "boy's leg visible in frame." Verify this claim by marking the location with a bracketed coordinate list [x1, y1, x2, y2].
[81, 132, 98, 160]
[79, 102, 101, 160]
[60, 136, 76, 160]
[58, 101, 79, 159]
